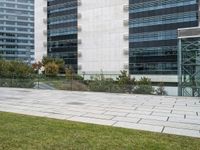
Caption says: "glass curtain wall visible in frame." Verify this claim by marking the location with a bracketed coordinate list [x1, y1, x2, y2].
[0, 0, 34, 63]
[47, 0, 78, 71]
[129, 0, 199, 75]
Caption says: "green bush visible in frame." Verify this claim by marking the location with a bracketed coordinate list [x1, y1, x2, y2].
[89, 74, 120, 92]
[0, 60, 34, 88]
[42, 56, 65, 73]
[65, 66, 74, 80]
[0, 78, 34, 88]
[155, 83, 168, 95]
[44, 62, 59, 77]
[117, 70, 136, 93]
[134, 77, 154, 95]
[0, 60, 34, 78]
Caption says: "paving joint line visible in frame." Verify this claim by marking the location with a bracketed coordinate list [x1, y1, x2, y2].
[111, 121, 118, 126]
[161, 126, 165, 133]
[125, 113, 130, 117]
[110, 115, 116, 120]
[101, 110, 108, 115]
[150, 111, 154, 115]
[137, 118, 142, 124]
[167, 117, 169, 121]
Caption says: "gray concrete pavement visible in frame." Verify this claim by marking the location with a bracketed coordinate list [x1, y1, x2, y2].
[0, 87, 199, 138]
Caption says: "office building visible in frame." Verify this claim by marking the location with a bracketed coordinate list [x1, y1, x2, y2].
[129, 0, 199, 83]
[47, 0, 78, 70]
[46, 0, 200, 95]
[0, 0, 34, 63]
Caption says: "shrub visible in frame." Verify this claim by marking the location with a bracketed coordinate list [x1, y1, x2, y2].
[155, 83, 168, 95]
[0, 60, 34, 88]
[0, 60, 34, 78]
[73, 74, 84, 81]
[42, 56, 65, 73]
[44, 62, 59, 77]
[89, 74, 119, 92]
[32, 61, 43, 73]
[65, 66, 74, 80]
[117, 70, 136, 93]
[134, 77, 154, 95]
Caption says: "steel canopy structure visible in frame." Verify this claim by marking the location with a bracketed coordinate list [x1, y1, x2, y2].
[178, 27, 200, 97]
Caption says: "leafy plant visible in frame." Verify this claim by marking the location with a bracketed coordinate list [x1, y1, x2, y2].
[155, 83, 168, 95]
[117, 70, 135, 93]
[134, 77, 154, 95]
[0, 60, 34, 78]
[44, 62, 59, 77]
[42, 56, 65, 73]
[0, 60, 34, 88]
[65, 66, 74, 80]
[89, 73, 119, 92]
[32, 61, 43, 73]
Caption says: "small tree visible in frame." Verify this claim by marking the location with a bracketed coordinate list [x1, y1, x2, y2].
[44, 62, 59, 77]
[0, 60, 34, 78]
[65, 66, 74, 80]
[54, 58, 65, 73]
[11, 61, 34, 78]
[117, 70, 135, 93]
[42, 56, 54, 66]
[42, 56, 65, 73]
[134, 77, 154, 95]
[32, 61, 43, 74]
[155, 82, 168, 95]
[0, 60, 6, 77]
[89, 72, 119, 92]
[0, 60, 34, 88]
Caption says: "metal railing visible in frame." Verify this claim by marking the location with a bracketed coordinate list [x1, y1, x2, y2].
[0, 73, 168, 96]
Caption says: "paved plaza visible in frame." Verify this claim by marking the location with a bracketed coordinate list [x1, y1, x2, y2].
[0, 88, 199, 138]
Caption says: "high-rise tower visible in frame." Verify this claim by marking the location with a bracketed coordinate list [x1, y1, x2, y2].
[0, 0, 34, 63]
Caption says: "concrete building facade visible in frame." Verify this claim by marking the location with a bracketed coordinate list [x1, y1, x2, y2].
[45, 0, 200, 95]
[78, 0, 129, 75]
[34, 0, 47, 62]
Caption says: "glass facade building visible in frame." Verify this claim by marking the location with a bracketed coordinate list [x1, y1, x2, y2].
[47, 0, 78, 71]
[0, 0, 34, 62]
[129, 0, 199, 75]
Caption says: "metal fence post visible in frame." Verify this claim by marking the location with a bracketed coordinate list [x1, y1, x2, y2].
[178, 39, 182, 96]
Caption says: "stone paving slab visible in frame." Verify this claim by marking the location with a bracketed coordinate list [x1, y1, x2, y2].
[163, 127, 200, 138]
[114, 122, 164, 133]
[69, 116, 116, 126]
[0, 87, 200, 138]
[169, 117, 200, 125]
[127, 113, 168, 121]
[112, 116, 140, 123]
[140, 119, 200, 131]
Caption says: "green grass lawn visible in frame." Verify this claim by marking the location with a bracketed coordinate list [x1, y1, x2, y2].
[0, 112, 199, 150]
